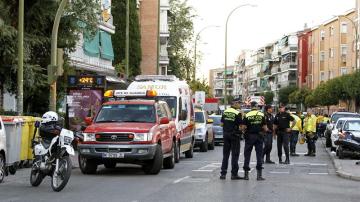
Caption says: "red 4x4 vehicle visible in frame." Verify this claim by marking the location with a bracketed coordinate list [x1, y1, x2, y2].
[78, 99, 177, 175]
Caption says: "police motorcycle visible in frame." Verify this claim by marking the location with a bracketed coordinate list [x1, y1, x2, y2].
[334, 131, 360, 159]
[30, 111, 75, 192]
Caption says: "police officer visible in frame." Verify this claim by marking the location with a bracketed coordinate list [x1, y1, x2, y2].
[290, 111, 302, 156]
[274, 104, 295, 164]
[241, 101, 267, 181]
[263, 105, 275, 164]
[220, 101, 243, 180]
[304, 109, 317, 156]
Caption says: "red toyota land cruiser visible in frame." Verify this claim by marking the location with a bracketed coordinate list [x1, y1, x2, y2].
[78, 99, 177, 175]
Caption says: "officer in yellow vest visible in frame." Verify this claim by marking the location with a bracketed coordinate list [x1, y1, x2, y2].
[241, 102, 267, 181]
[303, 109, 317, 156]
[290, 111, 302, 156]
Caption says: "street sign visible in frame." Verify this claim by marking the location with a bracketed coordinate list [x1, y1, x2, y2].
[195, 91, 206, 105]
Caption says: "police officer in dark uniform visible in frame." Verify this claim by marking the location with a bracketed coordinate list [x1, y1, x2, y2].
[274, 104, 295, 164]
[241, 101, 267, 181]
[220, 101, 243, 180]
[263, 105, 275, 164]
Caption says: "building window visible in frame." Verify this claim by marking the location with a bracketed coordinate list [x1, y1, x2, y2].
[341, 22, 348, 34]
[320, 52, 325, 61]
[310, 55, 314, 63]
[341, 45, 348, 56]
[329, 71, 333, 79]
[320, 30, 325, 40]
[329, 48, 334, 58]
[340, 67, 348, 75]
[329, 26, 334, 36]
[320, 71, 325, 81]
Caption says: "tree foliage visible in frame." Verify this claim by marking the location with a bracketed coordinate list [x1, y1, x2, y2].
[112, 0, 142, 78]
[168, 0, 195, 80]
[289, 87, 311, 105]
[278, 85, 297, 105]
[189, 79, 211, 97]
[0, 0, 100, 114]
[260, 91, 274, 105]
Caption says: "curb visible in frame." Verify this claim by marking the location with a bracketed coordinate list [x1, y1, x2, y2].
[321, 140, 360, 181]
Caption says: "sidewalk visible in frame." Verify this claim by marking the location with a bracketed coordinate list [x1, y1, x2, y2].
[321, 139, 360, 181]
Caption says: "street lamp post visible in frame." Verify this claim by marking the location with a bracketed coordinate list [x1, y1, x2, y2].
[17, 0, 24, 115]
[338, 15, 359, 71]
[193, 25, 219, 81]
[224, 4, 256, 105]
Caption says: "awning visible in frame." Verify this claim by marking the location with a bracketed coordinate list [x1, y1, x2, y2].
[100, 31, 114, 61]
[83, 31, 100, 57]
[106, 75, 125, 84]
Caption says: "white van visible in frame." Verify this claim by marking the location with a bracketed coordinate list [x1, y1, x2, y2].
[127, 75, 195, 159]
[0, 116, 6, 183]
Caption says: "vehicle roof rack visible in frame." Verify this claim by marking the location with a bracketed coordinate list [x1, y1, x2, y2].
[134, 75, 179, 82]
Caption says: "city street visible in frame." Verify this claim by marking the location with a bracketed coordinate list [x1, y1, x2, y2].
[1, 141, 359, 202]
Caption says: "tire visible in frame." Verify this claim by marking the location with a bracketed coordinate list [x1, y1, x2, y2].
[104, 162, 117, 169]
[143, 144, 163, 175]
[174, 141, 180, 163]
[8, 164, 17, 175]
[208, 135, 215, 150]
[51, 156, 72, 192]
[326, 132, 332, 148]
[78, 154, 97, 174]
[30, 163, 44, 187]
[163, 143, 175, 169]
[200, 135, 208, 152]
[184, 139, 194, 158]
[338, 146, 345, 159]
[0, 153, 5, 183]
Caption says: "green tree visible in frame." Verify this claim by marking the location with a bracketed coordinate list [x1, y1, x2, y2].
[189, 79, 211, 97]
[305, 92, 316, 108]
[168, 0, 195, 80]
[0, 0, 100, 114]
[112, 0, 142, 78]
[260, 91, 274, 105]
[313, 82, 338, 112]
[278, 85, 297, 105]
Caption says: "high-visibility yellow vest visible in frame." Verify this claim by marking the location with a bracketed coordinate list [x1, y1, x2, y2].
[290, 114, 302, 132]
[304, 114, 317, 133]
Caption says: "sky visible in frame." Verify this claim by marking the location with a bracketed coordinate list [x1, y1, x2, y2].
[187, 0, 355, 81]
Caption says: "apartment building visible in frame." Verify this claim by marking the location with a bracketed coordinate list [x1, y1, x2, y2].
[139, 0, 170, 75]
[303, 9, 357, 89]
[209, 66, 236, 99]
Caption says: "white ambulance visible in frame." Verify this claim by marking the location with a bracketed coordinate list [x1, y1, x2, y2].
[127, 75, 195, 159]
[0, 116, 6, 183]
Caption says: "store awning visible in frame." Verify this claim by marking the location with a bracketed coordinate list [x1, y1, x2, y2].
[106, 76, 125, 83]
[100, 31, 114, 61]
[83, 31, 100, 57]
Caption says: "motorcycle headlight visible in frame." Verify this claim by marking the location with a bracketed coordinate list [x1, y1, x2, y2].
[64, 136, 73, 145]
[83, 133, 96, 142]
[134, 133, 153, 141]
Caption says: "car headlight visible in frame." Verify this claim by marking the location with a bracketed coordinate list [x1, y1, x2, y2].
[83, 133, 96, 142]
[134, 133, 153, 141]
[196, 128, 205, 134]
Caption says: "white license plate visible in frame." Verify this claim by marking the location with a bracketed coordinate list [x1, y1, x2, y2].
[103, 153, 125, 158]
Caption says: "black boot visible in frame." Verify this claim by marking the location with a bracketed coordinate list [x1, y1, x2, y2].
[257, 170, 265, 181]
[231, 175, 244, 180]
[244, 170, 249, 180]
[284, 158, 290, 164]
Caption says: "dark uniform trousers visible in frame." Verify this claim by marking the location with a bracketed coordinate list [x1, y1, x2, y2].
[221, 133, 240, 176]
[263, 132, 273, 161]
[290, 130, 299, 154]
[277, 130, 290, 159]
[243, 133, 264, 171]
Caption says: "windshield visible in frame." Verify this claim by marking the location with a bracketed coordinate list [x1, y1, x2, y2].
[95, 104, 156, 123]
[332, 113, 360, 123]
[336, 120, 346, 129]
[343, 121, 360, 131]
[195, 112, 205, 123]
[157, 96, 177, 118]
[210, 116, 222, 125]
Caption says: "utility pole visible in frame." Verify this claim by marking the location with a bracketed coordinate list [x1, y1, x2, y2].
[17, 0, 24, 115]
[49, 0, 68, 111]
[125, 0, 130, 79]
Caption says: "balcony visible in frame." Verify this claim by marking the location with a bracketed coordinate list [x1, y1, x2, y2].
[281, 45, 297, 55]
[159, 55, 169, 65]
[160, 24, 170, 38]
[281, 63, 297, 71]
[160, 0, 170, 10]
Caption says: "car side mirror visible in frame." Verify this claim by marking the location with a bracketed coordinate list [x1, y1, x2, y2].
[207, 119, 214, 124]
[160, 117, 170, 125]
[84, 117, 93, 126]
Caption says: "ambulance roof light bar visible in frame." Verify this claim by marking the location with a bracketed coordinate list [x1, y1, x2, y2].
[134, 75, 178, 82]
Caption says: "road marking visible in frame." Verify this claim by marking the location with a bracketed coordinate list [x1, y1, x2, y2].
[239, 168, 254, 173]
[173, 176, 190, 184]
[308, 173, 329, 175]
[269, 171, 290, 174]
[310, 163, 328, 166]
[192, 170, 214, 172]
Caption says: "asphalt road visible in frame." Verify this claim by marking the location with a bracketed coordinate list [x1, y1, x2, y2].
[1, 140, 359, 202]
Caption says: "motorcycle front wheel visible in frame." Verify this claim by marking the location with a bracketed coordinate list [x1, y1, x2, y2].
[30, 163, 44, 187]
[51, 156, 72, 192]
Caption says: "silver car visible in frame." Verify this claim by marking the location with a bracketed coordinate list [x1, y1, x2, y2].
[210, 115, 223, 145]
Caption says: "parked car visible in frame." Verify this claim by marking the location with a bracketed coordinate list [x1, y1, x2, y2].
[78, 98, 178, 175]
[209, 115, 223, 145]
[326, 112, 360, 148]
[194, 110, 215, 152]
[0, 117, 5, 183]
[335, 119, 360, 159]
[330, 118, 360, 151]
